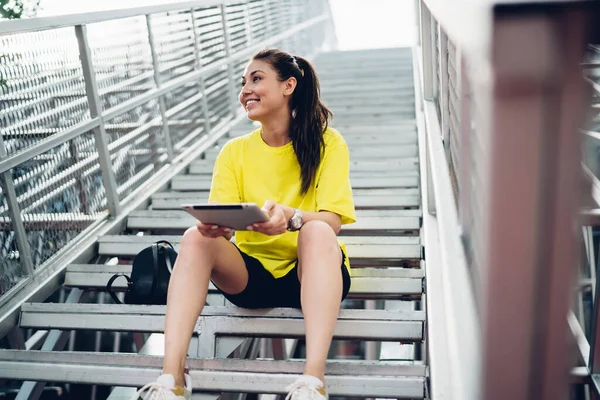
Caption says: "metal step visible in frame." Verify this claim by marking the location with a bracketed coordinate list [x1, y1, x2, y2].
[19, 304, 425, 343]
[189, 157, 420, 174]
[219, 132, 418, 147]
[64, 264, 424, 300]
[170, 175, 419, 191]
[202, 143, 419, 160]
[96, 235, 422, 266]
[0, 350, 426, 398]
[126, 210, 420, 234]
[150, 190, 421, 210]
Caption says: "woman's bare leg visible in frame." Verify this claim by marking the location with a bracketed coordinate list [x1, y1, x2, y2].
[296, 220, 344, 383]
[162, 227, 249, 386]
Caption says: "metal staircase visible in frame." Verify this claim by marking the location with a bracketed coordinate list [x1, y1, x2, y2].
[0, 3, 429, 394]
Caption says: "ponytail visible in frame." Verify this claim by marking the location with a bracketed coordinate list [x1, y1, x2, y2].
[252, 49, 332, 194]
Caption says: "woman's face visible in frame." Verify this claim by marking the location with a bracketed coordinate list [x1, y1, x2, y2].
[239, 59, 295, 121]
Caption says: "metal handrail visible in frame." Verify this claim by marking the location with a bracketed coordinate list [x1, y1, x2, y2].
[0, 0, 240, 35]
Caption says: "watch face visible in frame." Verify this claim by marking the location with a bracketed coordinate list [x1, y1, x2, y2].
[291, 215, 302, 229]
[289, 210, 303, 230]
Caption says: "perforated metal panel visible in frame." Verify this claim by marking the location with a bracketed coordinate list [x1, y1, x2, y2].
[1, 132, 106, 278]
[226, 3, 251, 53]
[0, 183, 25, 296]
[87, 17, 156, 112]
[447, 38, 460, 193]
[248, 0, 268, 41]
[106, 100, 166, 201]
[194, 6, 228, 67]
[150, 10, 197, 83]
[0, 29, 90, 156]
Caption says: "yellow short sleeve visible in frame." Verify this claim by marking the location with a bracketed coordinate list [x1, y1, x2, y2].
[315, 138, 356, 225]
[208, 142, 241, 204]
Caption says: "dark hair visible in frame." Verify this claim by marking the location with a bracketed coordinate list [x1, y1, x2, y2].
[252, 49, 333, 194]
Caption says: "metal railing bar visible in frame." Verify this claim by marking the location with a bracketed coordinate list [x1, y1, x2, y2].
[583, 164, 600, 207]
[146, 13, 175, 162]
[0, 170, 35, 276]
[585, 76, 600, 94]
[0, 0, 246, 35]
[75, 24, 121, 216]
[157, 55, 197, 75]
[568, 310, 590, 367]
[107, 117, 161, 154]
[191, 7, 213, 135]
[97, 71, 155, 98]
[116, 158, 167, 198]
[173, 127, 205, 152]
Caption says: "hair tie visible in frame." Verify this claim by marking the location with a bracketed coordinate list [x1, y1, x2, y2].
[292, 56, 304, 77]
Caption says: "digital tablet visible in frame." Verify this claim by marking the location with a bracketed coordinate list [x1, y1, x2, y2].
[181, 203, 270, 230]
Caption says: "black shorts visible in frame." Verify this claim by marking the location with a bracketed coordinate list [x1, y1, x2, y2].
[212, 246, 351, 309]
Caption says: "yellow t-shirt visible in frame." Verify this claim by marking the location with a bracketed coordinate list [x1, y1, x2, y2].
[208, 127, 356, 278]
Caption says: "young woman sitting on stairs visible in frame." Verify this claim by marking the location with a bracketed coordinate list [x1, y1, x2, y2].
[134, 48, 356, 400]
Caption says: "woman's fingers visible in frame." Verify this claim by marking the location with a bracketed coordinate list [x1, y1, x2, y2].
[261, 200, 277, 216]
[196, 221, 232, 237]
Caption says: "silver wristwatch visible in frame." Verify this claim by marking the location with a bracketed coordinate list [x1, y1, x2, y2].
[287, 208, 303, 231]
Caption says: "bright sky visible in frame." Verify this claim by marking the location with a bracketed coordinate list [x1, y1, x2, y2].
[35, 0, 416, 50]
[329, 0, 416, 49]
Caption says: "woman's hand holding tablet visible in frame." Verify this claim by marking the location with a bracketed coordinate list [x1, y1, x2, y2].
[195, 220, 234, 238]
[181, 203, 270, 231]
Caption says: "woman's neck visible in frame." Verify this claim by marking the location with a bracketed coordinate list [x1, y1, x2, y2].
[260, 111, 291, 147]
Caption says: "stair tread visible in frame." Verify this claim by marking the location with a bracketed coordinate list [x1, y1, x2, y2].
[0, 350, 425, 397]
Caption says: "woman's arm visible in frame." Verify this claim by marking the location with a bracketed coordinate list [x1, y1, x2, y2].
[249, 200, 342, 236]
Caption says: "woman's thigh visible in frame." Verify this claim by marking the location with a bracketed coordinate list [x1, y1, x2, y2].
[206, 236, 249, 295]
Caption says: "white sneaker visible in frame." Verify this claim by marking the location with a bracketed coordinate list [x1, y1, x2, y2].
[285, 376, 328, 400]
[131, 373, 192, 400]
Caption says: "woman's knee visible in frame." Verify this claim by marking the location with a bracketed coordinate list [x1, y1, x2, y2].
[298, 220, 339, 256]
[182, 226, 210, 247]
[180, 227, 217, 263]
[298, 220, 336, 244]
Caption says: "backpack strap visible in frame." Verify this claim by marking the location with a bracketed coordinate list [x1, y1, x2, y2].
[106, 274, 132, 304]
[156, 240, 175, 273]
[155, 240, 175, 251]
[151, 243, 160, 297]
[165, 250, 174, 274]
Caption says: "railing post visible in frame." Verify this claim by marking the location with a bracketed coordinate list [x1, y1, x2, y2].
[429, 14, 439, 101]
[438, 27, 450, 150]
[481, 8, 591, 400]
[419, 1, 434, 101]
[146, 14, 175, 161]
[74, 24, 121, 216]
[0, 134, 35, 276]
[220, 4, 240, 119]
[190, 8, 212, 136]
[244, 0, 253, 46]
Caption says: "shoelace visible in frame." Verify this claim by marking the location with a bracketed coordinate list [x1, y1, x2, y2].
[284, 381, 326, 400]
[130, 382, 173, 400]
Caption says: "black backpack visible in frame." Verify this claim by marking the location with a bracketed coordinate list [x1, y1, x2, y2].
[106, 240, 177, 305]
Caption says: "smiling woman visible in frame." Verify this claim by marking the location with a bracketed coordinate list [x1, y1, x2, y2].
[133, 48, 357, 400]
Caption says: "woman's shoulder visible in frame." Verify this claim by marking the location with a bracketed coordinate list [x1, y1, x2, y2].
[323, 126, 347, 147]
[220, 128, 259, 151]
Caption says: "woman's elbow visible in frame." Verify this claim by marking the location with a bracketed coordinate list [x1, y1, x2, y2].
[331, 219, 342, 235]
